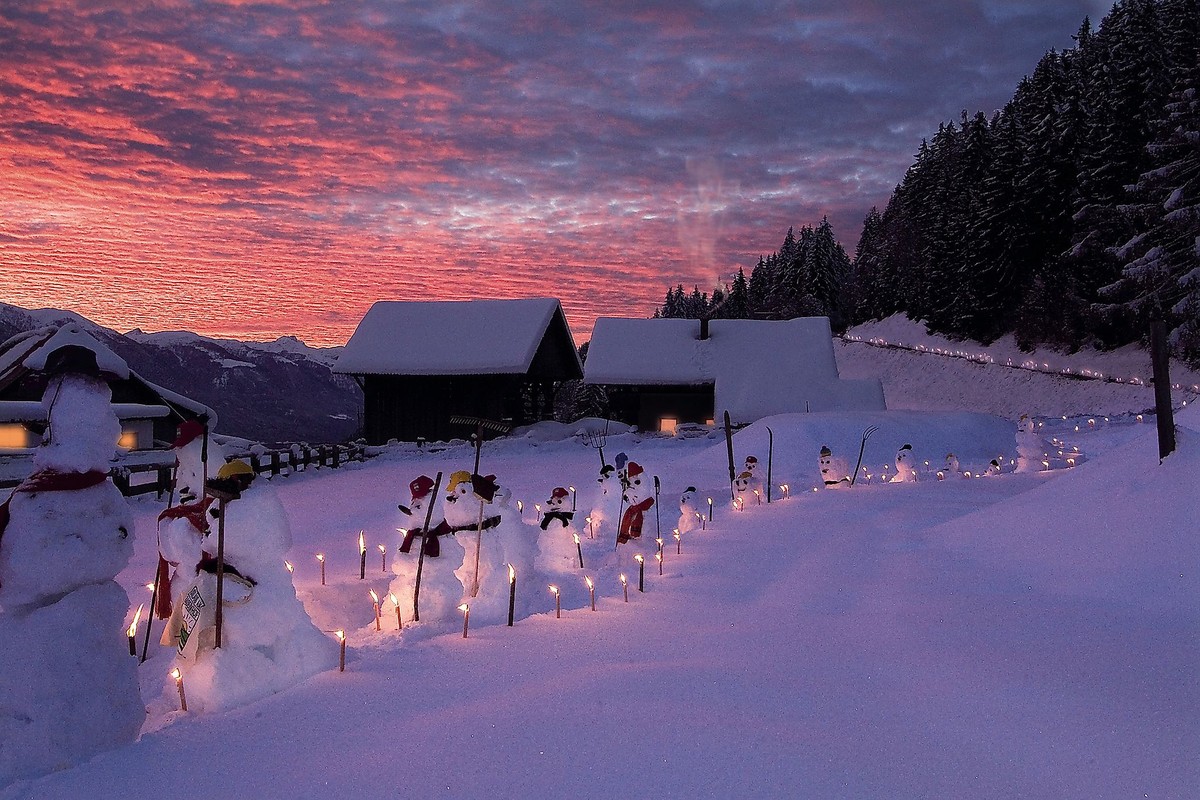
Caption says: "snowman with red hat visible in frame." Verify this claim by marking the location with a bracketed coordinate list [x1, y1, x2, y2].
[392, 475, 466, 624]
[0, 332, 142, 783]
[617, 461, 655, 553]
[537, 486, 580, 575]
[743, 455, 765, 498]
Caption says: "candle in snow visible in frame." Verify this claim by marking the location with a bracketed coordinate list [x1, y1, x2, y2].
[574, 533, 585, 569]
[635, 554, 645, 592]
[390, 592, 403, 630]
[569, 485, 576, 511]
[378, 544, 387, 573]
[507, 564, 516, 627]
[459, 603, 471, 638]
[126, 603, 143, 656]
[535, 503, 541, 522]
[549, 585, 560, 618]
[316, 553, 325, 585]
[620, 574, 628, 603]
[171, 667, 187, 711]
[284, 560, 294, 575]
[656, 551, 663, 576]
[585, 576, 595, 611]
[336, 630, 346, 671]
[370, 589, 381, 631]
[674, 530, 681, 555]
[358, 531, 366, 580]
[707, 497, 713, 521]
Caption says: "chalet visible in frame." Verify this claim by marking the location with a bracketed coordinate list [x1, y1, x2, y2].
[583, 317, 886, 432]
[334, 299, 583, 444]
[0, 324, 213, 452]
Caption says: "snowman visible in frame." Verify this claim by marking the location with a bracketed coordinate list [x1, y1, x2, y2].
[732, 471, 755, 509]
[942, 453, 962, 479]
[819, 446, 852, 489]
[743, 455, 765, 498]
[586, 462, 622, 541]
[677, 486, 702, 533]
[537, 487, 580, 575]
[617, 461, 655, 554]
[1015, 414, 1051, 473]
[494, 484, 544, 621]
[0, 344, 143, 784]
[985, 458, 1003, 476]
[154, 419, 226, 623]
[891, 444, 919, 483]
[447, 472, 509, 623]
[165, 459, 336, 712]
[392, 475, 465, 625]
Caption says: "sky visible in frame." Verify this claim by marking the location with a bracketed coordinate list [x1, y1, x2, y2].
[0, 0, 1110, 346]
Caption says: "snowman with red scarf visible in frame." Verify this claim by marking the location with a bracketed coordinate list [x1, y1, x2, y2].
[617, 461, 655, 559]
[392, 475, 466, 624]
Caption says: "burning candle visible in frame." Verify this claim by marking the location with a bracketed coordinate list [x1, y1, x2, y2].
[754, 489, 761, 505]
[936, 471, 945, 481]
[574, 533, 585, 569]
[656, 551, 663, 576]
[316, 553, 325, 585]
[170, 667, 187, 711]
[674, 530, 681, 555]
[781, 484, 790, 499]
[707, 497, 713, 521]
[549, 584, 560, 618]
[517, 499, 524, 517]
[390, 592, 403, 630]
[586, 576, 595, 611]
[586, 516, 594, 538]
[635, 554, 645, 592]
[370, 589, 381, 631]
[569, 485, 577, 512]
[284, 560, 294, 575]
[459, 603, 471, 638]
[507, 564, 516, 627]
[535, 503, 542, 522]
[697, 512, 705, 531]
[620, 574, 628, 602]
[126, 603, 143, 656]
[336, 630, 346, 671]
[378, 544, 387, 573]
[358, 531, 366, 580]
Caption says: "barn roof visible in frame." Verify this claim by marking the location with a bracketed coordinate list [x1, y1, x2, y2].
[584, 317, 885, 422]
[334, 298, 582, 379]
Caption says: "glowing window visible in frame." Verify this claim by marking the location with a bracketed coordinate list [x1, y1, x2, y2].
[0, 423, 35, 449]
[705, 418, 715, 426]
[118, 430, 138, 450]
[659, 417, 678, 434]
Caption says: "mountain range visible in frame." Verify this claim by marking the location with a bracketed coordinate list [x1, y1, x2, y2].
[0, 302, 362, 444]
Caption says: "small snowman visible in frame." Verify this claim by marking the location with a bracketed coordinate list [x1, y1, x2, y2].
[165, 460, 336, 712]
[985, 458, 1003, 476]
[743, 455, 765, 498]
[819, 446, 852, 489]
[586, 462, 622, 540]
[891, 444, 919, 483]
[448, 472, 508, 622]
[941, 453, 961, 479]
[155, 420, 226, 623]
[732, 471, 755, 508]
[1015, 414, 1051, 473]
[393, 475, 465, 624]
[677, 486, 702, 533]
[617, 461, 655, 545]
[494, 484, 544, 621]
[0, 344, 142, 784]
[537, 487, 580, 575]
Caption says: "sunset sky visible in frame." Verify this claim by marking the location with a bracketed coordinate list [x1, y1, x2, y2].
[0, 1, 1107, 346]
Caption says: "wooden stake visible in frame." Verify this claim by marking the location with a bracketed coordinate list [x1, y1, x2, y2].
[411, 472, 444, 623]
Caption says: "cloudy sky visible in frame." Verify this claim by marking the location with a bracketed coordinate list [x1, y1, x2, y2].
[0, 1, 1107, 345]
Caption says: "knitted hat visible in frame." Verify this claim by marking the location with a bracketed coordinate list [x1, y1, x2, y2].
[409, 475, 435, 501]
[172, 420, 205, 449]
[551, 487, 569, 500]
[820, 445, 832, 457]
[626, 461, 644, 479]
[745, 455, 758, 465]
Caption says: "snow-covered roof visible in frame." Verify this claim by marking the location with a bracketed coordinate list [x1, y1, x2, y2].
[0, 401, 172, 423]
[334, 298, 581, 377]
[584, 317, 885, 422]
[17, 323, 131, 379]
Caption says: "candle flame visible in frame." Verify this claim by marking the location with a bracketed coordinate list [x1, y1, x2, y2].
[549, 584, 559, 595]
[284, 560, 294, 573]
[458, 603, 469, 613]
[569, 486, 575, 492]
[170, 667, 182, 682]
[585, 576, 594, 590]
[378, 544, 386, 554]
[369, 589, 379, 603]
[316, 553, 325, 562]
[634, 555, 644, 564]
[620, 574, 627, 585]
[508, 563, 516, 582]
[145, 582, 155, 591]
[655, 552, 662, 563]
[358, 531, 365, 553]
[573, 533, 581, 545]
[127, 604, 144, 637]
[336, 629, 345, 642]
[389, 592, 398, 606]
[518, 500, 524, 512]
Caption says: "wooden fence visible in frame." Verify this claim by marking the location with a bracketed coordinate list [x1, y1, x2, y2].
[1, 442, 368, 498]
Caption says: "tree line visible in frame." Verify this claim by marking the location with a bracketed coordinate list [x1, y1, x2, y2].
[658, 0, 1199, 364]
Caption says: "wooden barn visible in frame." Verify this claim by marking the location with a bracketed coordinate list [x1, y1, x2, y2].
[0, 323, 214, 452]
[334, 299, 583, 444]
[583, 317, 886, 432]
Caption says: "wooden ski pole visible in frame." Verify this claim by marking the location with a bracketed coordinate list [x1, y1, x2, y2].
[653, 476, 661, 538]
[471, 498, 485, 597]
[766, 427, 774, 503]
[723, 411, 736, 501]
[411, 472, 443, 623]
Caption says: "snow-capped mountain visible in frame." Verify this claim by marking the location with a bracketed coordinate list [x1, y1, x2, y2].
[0, 303, 361, 444]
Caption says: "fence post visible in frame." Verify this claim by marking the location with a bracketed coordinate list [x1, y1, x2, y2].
[1150, 320, 1177, 460]
[332, 446, 341, 469]
[156, 466, 172, 499]
[271, 451, 281, 476]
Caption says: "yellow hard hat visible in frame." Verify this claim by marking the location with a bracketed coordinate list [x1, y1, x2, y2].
[217, 460, 255, 481]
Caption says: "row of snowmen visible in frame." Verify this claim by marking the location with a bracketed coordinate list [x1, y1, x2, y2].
[389, 454, 663, 626]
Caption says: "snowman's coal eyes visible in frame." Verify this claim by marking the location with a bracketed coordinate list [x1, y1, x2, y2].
[633, 478, 641, 486]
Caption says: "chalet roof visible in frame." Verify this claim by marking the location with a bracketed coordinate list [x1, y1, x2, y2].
[0, 324, 215, 427]
[584, 317, 885, 422]
[334, 298, 583, 378]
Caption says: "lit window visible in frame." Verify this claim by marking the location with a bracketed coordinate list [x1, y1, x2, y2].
[705, 418, 715, 426]
[0, 423, 35, 449]
[118, 430, 138, 450]
[659, 417, 678, 434]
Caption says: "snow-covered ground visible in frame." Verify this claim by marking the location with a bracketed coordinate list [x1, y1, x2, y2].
[2, 339, 1197, 799]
